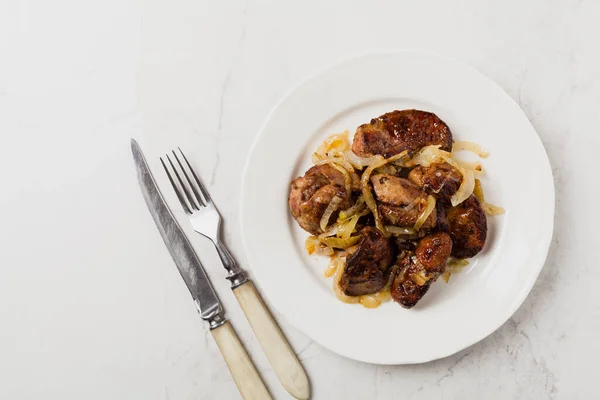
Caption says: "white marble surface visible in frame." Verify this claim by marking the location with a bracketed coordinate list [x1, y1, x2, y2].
[1, 0, 598, 399]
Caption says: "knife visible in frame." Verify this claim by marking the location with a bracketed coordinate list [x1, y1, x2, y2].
[131, 139, 271, 400]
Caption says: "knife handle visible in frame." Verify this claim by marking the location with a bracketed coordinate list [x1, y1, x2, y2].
[211, 321, 272, 400]
[233, 281, 310, 400]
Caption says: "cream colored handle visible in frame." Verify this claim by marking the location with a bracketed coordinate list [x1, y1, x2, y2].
[234, 281, 310, 400]
[211, 321, 272, 400]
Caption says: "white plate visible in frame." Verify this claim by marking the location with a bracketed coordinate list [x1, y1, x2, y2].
[240, 51, 554, 364]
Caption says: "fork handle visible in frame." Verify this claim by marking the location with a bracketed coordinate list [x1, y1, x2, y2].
[233, 281, 310, 400]
[211, 321, 272, 400]
[216, 242, 248, 288]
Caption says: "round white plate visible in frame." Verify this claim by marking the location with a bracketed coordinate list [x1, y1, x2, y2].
[240, 51, 554, 364]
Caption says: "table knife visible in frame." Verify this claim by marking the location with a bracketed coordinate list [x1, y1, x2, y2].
[131, 139, 271, 400]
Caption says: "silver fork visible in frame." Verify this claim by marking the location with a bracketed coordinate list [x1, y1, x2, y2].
[161, 149, 310, 400]
[160, 149, 247, 288]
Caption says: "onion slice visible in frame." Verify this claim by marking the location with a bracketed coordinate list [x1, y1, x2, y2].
[442, 258, 470, 282]
[451, 168, 474, 207]
[327, 162, 352, 196]
[482, 203, 505, 216]
[443, 156, 475, 207]
[319, 195, 342, 232]
[473, 179, 505, 216]
[338, 196, 365, 220]
[327, 149, 356, 171]
[410, 271, 430, 286]
[314, 157, 355, 174]
[315, 245, 334, 256]
[360, 158, 387, 234]
[373, 288, 391, 302]
[306, 236, 334, 256]
[385, 225, 417, 236]
[318, 225, 340, 239]
[305, 236, 319, 255]
[404, 196, 421, 212]
[442, 271, 451, 283]
[337, 212, 361, 240]
[321, 208, 368, 240]
[314, 131, 350, 157]
[344, 151, 384, 169]
[403, 145, 450, 167]
[375, 164, 398, 175]
[359, 295, 381, 308]
[333, 256, 360, 304]
[414, 195, 436, 230]
[455, 159, 483, 174]
[319, 236, 360, 249]
[447, 258, 470, 274]
[324, 256, 342, 278]
[360, 151, 408, 235]
[453, 141, 489, 158]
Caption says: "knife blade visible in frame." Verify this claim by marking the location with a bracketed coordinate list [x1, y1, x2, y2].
[131, 139, 271, 400]
[130, 138, 225, 328]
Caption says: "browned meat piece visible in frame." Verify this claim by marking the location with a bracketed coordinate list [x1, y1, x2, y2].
[391, 232, 452, 308]
[288, 165, 351, 234]
[435, 201, 449, 232]
[408, 162, 463, 203]
[447, 195, 487, 258]
[371, 174, 424, 206]
[415, 232, 453, 271]
[390, 255, 427, 308]
[340, 227, 393, 296]
[378, 203, 436, 231]
[371, 175, 436, 230]
[352, 110, 453, 158]
[393, 238, 416, 253]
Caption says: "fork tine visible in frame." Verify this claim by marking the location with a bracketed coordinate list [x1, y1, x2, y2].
[178, 147, 212, 204]
[160, 157, 192, 214]
[166, 154, 200, 210]
[172, 150, 206, 207]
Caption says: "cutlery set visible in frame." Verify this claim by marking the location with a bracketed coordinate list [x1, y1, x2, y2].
[131, 140, 309, 400]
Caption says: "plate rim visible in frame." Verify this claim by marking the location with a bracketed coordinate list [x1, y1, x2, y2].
[240, 50, 555, 364]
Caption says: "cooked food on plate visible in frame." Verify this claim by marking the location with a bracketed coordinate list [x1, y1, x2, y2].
[353, 110, 453, 157]
[289, 109, 504, 309]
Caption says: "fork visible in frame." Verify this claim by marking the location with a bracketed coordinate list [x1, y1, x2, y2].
[161, 149, 310, 400]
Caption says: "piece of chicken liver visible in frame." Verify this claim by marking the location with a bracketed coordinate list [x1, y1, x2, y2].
[288, 164, 353, 235]
[390, 232, 453, 308]
[352, 109, 453, 158]
[447, 195, 487, 258]
[340, 226, 393, 296]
